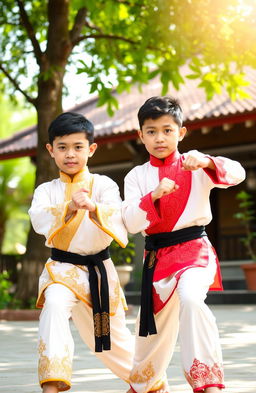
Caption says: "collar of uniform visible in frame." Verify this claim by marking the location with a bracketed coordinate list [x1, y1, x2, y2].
[150, 150, 180, 167]
[59, 167, 90, 183]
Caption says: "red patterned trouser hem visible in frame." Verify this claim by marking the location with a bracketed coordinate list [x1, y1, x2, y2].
[194, 383, 225, 392]
[185, 358, 224, 391]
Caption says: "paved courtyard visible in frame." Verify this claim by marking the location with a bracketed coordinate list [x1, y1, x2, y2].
[0, 305, 255, 393]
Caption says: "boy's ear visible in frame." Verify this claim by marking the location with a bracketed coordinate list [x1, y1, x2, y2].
[46, 143, 54, 157]
[137, 129, 144, 144]
[88, 142, 97, 157]
[179, 126, 187, 141]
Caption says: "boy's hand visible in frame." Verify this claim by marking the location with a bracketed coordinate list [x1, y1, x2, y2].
[151, 177, 179, 202]
[182, 150, 215, 171]
[69, 188, 96, 212]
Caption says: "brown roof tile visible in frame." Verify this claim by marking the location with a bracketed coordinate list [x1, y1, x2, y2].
[1, 64, 256, 159]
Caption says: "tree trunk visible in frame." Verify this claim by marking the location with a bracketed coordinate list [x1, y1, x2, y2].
[16, 0, 82, 303]
[0, 212, 7, 254]
[16, 66, 67, 302]
[16, 85, 63, 302]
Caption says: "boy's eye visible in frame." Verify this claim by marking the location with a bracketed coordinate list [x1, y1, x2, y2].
[164, 128, 172, 133]
[75, 145, 83, 150]
[147, 130, 155, 135]
[58, 146, 66, 150]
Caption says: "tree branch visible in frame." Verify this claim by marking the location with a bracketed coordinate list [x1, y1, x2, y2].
[75, 32, 166, 54]
[75, 33, 138, 46]
[16, 0, 43, 65]
[84, 20, 103, 34]
[0, 62, 36, 105]
[69, 7, 87, 46]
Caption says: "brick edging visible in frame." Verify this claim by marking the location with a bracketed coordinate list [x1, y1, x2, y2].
[0, 309, 41, 321]
[0, 305, 135, 321]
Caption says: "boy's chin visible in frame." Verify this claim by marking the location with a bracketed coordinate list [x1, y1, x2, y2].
[153, 152, 170, 160]
[61, 168, 81, 176]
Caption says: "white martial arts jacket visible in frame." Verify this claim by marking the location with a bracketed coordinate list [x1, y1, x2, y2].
[29, 167, 128, 315]
[122, 150, 246, 313]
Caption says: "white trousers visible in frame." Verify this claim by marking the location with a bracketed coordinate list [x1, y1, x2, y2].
[38, 283, 134, 391]
[130, 260, 224, 393]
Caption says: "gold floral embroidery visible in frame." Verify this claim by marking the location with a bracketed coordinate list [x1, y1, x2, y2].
[89, 204, 126, 248]
[109, 282, 120, 314]
[38, 339, 72, 388]
[38, 338, 46, 355]
[148, 250, 156, 268]
[93, 313, 102, 337]
[130, 361, 155, 384]
[38, 263, 123, 315]
[101, 312, 110, 336]
[66, 267, 79, 280]
[93, 312, 110, 337]
[48, 264, 92, 306]
[46, 204, 66, 238]
[51, 209, 86, 250]
[98, 206, 116, 227]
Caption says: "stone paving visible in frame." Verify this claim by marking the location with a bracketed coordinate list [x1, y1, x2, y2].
[0, 305, 255, 393]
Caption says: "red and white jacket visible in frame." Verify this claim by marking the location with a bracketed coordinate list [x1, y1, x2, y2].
[122, 150, 246, 313]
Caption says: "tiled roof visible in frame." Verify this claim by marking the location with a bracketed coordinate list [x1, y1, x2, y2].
[1, 64, 256, 159]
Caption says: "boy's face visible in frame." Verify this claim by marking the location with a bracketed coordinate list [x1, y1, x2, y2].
[138, 114, 186, 159]
[46, 132, 97, 177]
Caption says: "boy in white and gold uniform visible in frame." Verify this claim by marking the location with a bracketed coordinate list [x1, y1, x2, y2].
[29, 112, 134, 393]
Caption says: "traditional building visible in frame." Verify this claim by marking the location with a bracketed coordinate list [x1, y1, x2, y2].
[1, 65, 256, 299]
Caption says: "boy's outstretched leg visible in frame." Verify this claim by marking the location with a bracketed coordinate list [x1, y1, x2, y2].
[72, 295, 134, 384]
[38, 284, 78, 391]
[42, 381, 59, 393]
[178, 262, 225, 392]
[126, 380, 170, 393]
[128, 292, 180, 393]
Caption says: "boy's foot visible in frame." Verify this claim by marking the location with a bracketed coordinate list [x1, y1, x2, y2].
[149, 381, 170, 393]
[42, 381, 59, 393]
[126, 382, 170, 393]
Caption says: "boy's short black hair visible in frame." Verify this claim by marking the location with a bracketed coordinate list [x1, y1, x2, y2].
[138, 96, 183, 129]
[48, 112, 94, 145]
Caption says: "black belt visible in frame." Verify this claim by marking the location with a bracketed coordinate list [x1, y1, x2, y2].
[139, 225, 207, 337]
[51, 247, 110, 352]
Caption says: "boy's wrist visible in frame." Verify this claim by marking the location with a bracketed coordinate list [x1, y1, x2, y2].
[68, 201, 77, 213]
[88, 201, 96, 212]
[204, 156, 216, 170]
[151, 191, 158, 203]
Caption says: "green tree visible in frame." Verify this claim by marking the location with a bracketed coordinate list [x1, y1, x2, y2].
[0, 158, 35, 253]
[0, 96, 36, 255]
[0, 0, 255, 301]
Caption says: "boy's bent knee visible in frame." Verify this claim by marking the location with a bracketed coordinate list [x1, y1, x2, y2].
[179, 292, 206, 309]
[43, 284, 77, 311]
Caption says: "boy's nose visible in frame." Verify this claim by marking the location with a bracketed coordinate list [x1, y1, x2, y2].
[66, 149, 75, 157]
[155, 133, 164, 142]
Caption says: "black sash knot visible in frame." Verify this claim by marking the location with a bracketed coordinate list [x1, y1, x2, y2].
[139, 225, 207, 337]
[51, 247, 110, 352]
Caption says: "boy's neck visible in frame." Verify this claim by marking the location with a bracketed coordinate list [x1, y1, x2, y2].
[60, 167, 89, 183]
[150, 150, 180, 167]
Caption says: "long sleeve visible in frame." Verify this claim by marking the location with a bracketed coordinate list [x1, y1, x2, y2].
[89, 175, 128, 247]
[203, 155, 246, 188]
[28, 181, 71, 241]
[122, 166, 162, 235]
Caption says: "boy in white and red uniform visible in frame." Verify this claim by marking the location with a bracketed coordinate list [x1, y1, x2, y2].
[122, 96, 245, 393]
